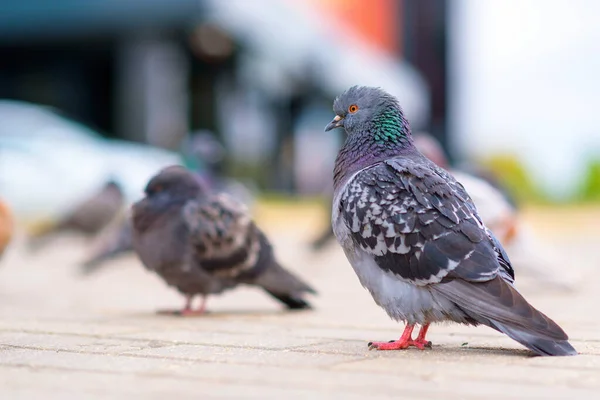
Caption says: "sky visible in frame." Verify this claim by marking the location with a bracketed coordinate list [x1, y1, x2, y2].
[450, 0, 600, 199]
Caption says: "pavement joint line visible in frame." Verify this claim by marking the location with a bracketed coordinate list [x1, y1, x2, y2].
[3, 327, 598, 353]
[2, 341, 600, 373]
[6, 325, 582, 342]
[2, 318, 592, 342]
[0, 331, 341, 352]
[0, 344, 367, 369]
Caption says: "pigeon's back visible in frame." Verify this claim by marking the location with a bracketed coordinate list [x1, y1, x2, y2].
[184, 193, 316, 308]
[132, 194, 236, 297]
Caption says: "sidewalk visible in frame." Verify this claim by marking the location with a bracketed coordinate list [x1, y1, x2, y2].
[0, 204, 599, 399]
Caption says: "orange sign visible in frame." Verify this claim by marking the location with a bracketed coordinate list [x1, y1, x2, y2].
[306, 0, 401, 54]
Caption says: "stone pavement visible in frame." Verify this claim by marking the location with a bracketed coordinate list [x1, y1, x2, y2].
[0, 204, 599, 399]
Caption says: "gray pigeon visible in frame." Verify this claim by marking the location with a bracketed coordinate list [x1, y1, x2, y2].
[326, 86, 576, 356]
[28, 180, 124, 250]
[131, 166, 316, 314]
[80, 215, 133, 275]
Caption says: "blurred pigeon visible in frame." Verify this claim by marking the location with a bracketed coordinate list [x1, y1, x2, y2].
[309, 217, 336, 252]
[28, 180, 124, 250]
[80, 133, 256, 274]
[80, 214, 133, 275]
[185, 131, 257, 208]
[131, 166, 316, 314]
[185, 130, 227, 169]
[326, 86, 576, 356]
[0, 199, 14, 261]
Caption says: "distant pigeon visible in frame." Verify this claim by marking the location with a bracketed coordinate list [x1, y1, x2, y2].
[80, 133, 256, 274]
[80, 215, 133, 275]
[326, 86, 576, 356]
[184, 130, 257, 208]
[131, 166, 316, 314]
[28, 180, 124, 251]
[0, 199, 14, 261]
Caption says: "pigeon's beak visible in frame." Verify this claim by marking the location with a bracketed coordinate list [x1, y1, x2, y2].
[325, 115, 344, 132]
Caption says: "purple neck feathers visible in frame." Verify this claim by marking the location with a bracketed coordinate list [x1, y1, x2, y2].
[333, 133, 415, 193]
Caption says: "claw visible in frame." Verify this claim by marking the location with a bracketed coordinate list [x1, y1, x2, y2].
[367, 324, 433, 351]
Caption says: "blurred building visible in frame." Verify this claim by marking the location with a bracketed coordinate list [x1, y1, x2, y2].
[0, 0, 438, 193]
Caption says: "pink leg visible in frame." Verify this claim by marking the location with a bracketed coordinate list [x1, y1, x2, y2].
[368, 324, 415, 350]
[180, 295, 207, 316]
[412, 324, 433, 350]
[157, 295, 208, 316]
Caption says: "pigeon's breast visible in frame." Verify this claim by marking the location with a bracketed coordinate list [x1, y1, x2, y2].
[343, 240, 467, 325]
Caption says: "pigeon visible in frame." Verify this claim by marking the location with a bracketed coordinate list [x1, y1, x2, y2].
[79, 215, 134, 275]
[28, 180, 124, 250]
[184, 130, 257, 208]
[131, 165, 316, 314]
[0, 198, 14, 261]
[80, 134, 256, 274]
[326, 86, 576, 356]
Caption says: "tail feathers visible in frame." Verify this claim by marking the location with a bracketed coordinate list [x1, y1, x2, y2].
[264, 289, 313, 310]
[310, 227, 336, 252]
[434, 277, 577, 356]
[490, 320, 578, 356]
[254, 261, 317, 310]
[79, 251, 118, 275]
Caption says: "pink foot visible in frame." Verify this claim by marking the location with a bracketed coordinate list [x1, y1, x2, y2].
[368, 339, 412, 350]
[368, 324, 433, 351]
[412, 323, 432, 350]
[411, 338, 433, 350]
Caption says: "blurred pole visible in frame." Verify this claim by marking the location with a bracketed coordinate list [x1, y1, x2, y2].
[402, 0, 449, 160]
[115, 35, 190, 150]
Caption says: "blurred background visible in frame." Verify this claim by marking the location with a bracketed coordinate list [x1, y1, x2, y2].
[0, 0, 599, 258]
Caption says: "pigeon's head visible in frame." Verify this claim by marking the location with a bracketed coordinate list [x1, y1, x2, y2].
[103, 179, 123, 196]
[325, 86, 401, 132]
[325, 86, 411, 144]
[144, 165, 206, 202]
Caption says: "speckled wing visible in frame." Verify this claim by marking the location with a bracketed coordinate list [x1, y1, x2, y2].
[182, 193, 261, 280]
[339, 156, 514, 285]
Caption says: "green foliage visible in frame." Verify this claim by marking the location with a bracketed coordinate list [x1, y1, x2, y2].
[578, 159, 600, 202]
[227, 162, 269, 190]
[482, 154, 600, 204]
[481, 154, 546, 204]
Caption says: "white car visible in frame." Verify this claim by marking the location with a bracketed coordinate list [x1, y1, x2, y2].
[0, 100, 184, 224]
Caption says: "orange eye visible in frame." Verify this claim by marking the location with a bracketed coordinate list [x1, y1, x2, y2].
[348, 104, 359, 113]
